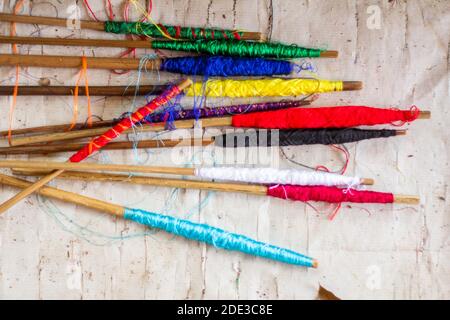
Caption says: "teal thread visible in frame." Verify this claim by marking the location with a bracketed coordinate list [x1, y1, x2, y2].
[124, 207, 314, 267]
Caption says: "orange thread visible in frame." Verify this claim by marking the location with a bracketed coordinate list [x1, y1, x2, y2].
[70, 56, 92, 131]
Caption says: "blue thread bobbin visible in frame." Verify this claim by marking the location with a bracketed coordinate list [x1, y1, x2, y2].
[124, 208, 315, 267]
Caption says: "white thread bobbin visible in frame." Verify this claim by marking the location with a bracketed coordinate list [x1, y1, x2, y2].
[195, 167, 361, 187]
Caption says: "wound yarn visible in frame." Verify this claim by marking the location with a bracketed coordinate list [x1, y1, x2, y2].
[160, 56, 293, 77]
[215, 128, 398, 147]
[232, 106, 420, 128]
[69, 84, 183, 163]
[142, 100, 309, 124]
[185, 79, 343, 98]
[151, 40, 323, 59]
[124, 207, 315, 267]
[195, 167, 361, 187]
[267, 185, 394, 204]
[104, 21, 244, 40]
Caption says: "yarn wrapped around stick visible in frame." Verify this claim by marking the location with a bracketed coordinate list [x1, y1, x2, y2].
[124, 207, 315, 267]
[215, 128, 398, 147]
[267, 185, 394, 204]
[160, 56, 293, 77]
[152, 39, 323, 59]
[185, 79, 342, 98]
[104, 21, 245, 40]
[195, 167, 361, 187]
[141, 100, 309, 125]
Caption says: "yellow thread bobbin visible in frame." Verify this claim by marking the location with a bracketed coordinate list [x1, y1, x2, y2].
[184, 78, 344, 98]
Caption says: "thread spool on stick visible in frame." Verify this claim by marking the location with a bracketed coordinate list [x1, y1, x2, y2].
[0, 160, 375, 186]
[8, 118, 232, 146]
[0, 85, 166, 96]
[9, 169, 419, 205]
[0, 172, 317, 267]
[1, 100, 312, 137]
[0, 14, 263, 41]
[0, 139, 213, 155]
[0, 35, 337, 58]
[0, 53, 332, 75]
[7, 109, 428, 147]
[0, 83, 365, 96]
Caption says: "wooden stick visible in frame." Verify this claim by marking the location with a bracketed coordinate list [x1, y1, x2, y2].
[0, 85, 165, 96]
[393, 194, 420, 205]
[0, 52, 344, 70]
[0, 138, 213, 155]
[0, 35, 337, 58]
[0, 172, 124, 216]
[0, 171, 318, 268]
[11, 170, 269, 195]
[0, 35, 154, 48]
[0, 120, 116, 137]
[0, 13, 105, 31]
[12, 169, 417, 204]
[0, 79, 193, 215]
[0, 160, 374, 186]
[0, 160, 196, 176]
[342, 81, 363, 91]
[395, 130, 407, 136]
[0, 128, 407, 155]
[417, 111, 431, 119]
[8, 117, 233, 146]
[0, 54, 161, 70]
[0, 13, 263, 41]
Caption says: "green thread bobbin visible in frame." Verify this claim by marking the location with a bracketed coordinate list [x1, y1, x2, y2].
[104, 21, 244, 40]
[151, 40, 323, 59]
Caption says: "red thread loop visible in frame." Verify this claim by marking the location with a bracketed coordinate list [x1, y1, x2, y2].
[389, 105, 420, 126]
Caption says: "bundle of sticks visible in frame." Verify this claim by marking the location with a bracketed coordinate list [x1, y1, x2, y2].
[0, 9, 430, 268]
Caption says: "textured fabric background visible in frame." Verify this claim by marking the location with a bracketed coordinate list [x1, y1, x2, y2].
[0, 0, 448, 299]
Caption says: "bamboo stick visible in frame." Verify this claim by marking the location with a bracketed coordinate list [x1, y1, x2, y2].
[0, 13, 106, 31]
[0, 160, 374, 186]
[0, 101, 313, 137]
[0, 85, 165, 96]
[0, 52, 345, 70]
[0, 13, 263, 41]
[0, 83, 362, 97]
[11, 169, 418, 204]
[0, 54, 161, 70]
[0, 160, 195, 176]
[417, 111, 431, 119]
[0, 172, 125, 216]
[392, 195, 421, 205]
[0, 128, 407, 155]
[8, 117, 233, 146]
[0, 138, 213, 155]
[11, 170, 269, 195]
[0, 79, 193, 215]
[0, 35, 339, 58]
[0, 120, 116, 137]
[0, 35, 154, 48]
